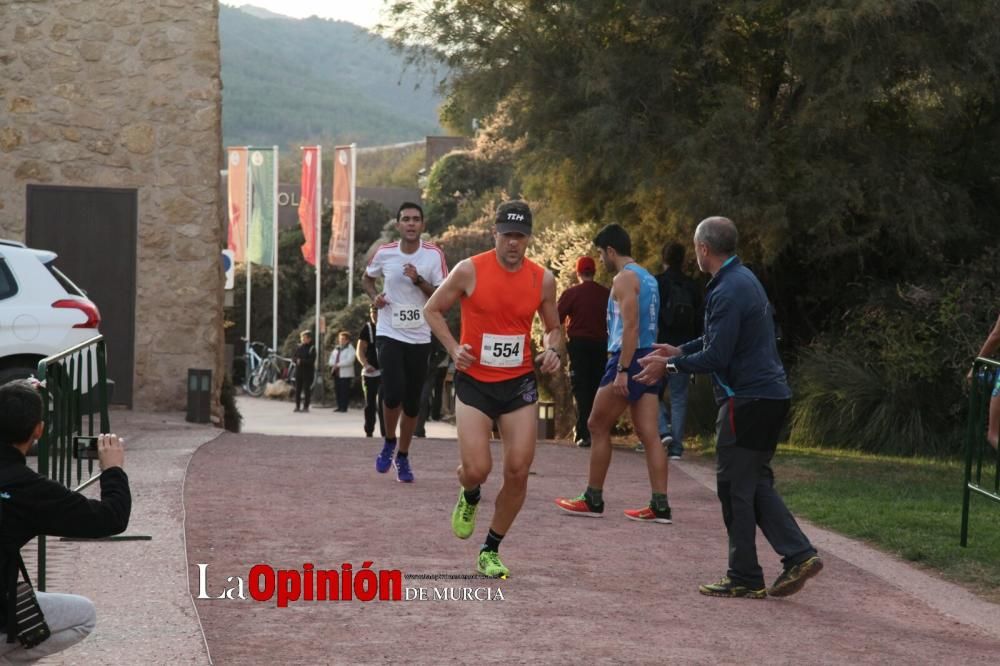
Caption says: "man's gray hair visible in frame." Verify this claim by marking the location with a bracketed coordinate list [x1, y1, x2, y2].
[695, 217, 738, 255]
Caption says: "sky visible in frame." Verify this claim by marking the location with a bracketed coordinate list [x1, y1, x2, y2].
[222, 1, 386, 28]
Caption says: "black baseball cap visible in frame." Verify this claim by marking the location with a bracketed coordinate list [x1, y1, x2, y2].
[494, 200, 533, 235]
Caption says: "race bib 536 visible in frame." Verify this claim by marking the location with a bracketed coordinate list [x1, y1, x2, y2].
[391, 304, 424, 329]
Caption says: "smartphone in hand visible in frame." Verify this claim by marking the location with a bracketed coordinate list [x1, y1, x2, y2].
[73, 435, 99, 460]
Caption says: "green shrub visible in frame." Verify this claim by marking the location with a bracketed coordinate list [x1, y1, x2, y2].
[220, 374, 242, 433]
[790, 250, 999, 456]
[423, 151, 514, 234]
[790, 347, 956, 456]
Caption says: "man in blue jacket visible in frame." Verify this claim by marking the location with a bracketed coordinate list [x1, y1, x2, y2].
[637, 216, 822, 599]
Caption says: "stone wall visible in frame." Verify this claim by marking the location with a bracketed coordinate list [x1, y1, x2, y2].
[0, 1, 224, 414]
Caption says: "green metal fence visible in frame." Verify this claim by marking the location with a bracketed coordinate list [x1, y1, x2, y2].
[34, 335, 110, 589]
[960, 357, 1000, 547]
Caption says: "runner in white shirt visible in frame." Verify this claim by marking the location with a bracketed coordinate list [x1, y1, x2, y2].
[362, 202, 448, 482]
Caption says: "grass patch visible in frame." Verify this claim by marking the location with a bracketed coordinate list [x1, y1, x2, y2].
[688, 437, 1000, 603]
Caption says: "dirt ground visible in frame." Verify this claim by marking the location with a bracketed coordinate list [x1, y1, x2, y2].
[185, 433, 1000, 665]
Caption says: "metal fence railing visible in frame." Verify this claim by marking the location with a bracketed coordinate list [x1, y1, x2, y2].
[34, 336, 110, 589]
[960, 357, 1000, 547]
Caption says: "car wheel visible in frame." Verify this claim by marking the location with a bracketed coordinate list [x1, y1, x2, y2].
[0, 365, 37, 386]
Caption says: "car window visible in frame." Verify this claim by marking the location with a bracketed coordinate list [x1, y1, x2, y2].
[0, 259, 18, 300]
[45, 263, 86, 297]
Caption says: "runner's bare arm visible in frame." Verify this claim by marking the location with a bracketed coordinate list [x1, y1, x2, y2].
[361, 273, 387, 308]
[536, 270, 563, 374]
[355, 338, 371, 372]
[615, 270, 639, 368]
[611, 270, 639, 395]
[403, 263, 436, 297]
[424, 259, 476, 370]
[976, 312, 1000, 358]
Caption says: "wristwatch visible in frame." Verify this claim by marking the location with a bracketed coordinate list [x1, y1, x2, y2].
[616, 363, 627, 374]
[414, 275, 425, 286]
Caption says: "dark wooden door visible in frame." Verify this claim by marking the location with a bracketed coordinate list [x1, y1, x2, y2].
[25, 185, 137, 406]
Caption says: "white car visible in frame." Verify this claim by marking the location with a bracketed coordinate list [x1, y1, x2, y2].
[0, 240, 102, 385]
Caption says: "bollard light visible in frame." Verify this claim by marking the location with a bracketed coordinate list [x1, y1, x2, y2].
[186, 369, 212, 424]
[537, 401, 556, 440]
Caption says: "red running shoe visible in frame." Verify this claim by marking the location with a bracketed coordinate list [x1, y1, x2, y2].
[624, 504, 672, 524]
[554, 494, 604, 517]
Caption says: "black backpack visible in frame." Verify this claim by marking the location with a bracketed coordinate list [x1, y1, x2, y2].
[659, 273, 697, 337]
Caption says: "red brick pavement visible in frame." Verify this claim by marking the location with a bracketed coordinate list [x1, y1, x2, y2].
[185, 433, 1000, 665]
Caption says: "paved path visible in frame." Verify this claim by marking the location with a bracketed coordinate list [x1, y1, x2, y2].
[38, 409, 218, 665]
[184, 401, 1000, 664]
[34, 395, 1000, 664]
[235, 395, 458, 439]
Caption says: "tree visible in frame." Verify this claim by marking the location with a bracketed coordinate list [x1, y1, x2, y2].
[384, 0, 1000, 342]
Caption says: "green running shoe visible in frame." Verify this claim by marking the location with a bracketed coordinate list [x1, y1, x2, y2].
[477, 550, 509, 579]
[698, 576, 766, 599]
[768, 556, 824, 597]
[451, 489, 478, 539]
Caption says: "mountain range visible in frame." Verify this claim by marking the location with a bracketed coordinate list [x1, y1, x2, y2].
[219, 4, 444, 148]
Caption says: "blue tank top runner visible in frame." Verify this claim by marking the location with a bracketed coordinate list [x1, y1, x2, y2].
[607, 263, 660, 353]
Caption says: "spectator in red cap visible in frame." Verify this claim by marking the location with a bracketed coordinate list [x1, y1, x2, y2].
[557, 256, 611, 447]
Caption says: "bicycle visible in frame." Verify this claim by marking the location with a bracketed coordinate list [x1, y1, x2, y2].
[244, 342, 296, 397]
[241, 341, 267, 396]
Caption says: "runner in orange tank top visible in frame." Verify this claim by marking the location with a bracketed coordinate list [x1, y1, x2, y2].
[424, 201, 563, 579]
[459, 250, 545, 383]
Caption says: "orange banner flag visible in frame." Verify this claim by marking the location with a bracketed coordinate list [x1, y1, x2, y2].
[226, 147, 248, 262]
[327, 145, 353, 267]
[299, 147, 319, 266]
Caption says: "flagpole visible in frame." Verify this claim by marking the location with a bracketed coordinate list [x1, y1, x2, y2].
[244, 147, 252, 355]
[272, 145, 279, 352]
[314, 146, 323, 393]
[347, 143, 357, 305]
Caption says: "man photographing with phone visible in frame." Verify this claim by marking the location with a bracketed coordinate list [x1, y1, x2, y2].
[0, 379, 131, 660]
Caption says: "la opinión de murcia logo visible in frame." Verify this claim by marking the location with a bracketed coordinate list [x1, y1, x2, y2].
[197, 562, 401, 606]
[196, 563, 505, 606]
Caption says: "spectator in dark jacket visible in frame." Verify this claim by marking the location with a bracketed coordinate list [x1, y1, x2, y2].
[356, 306, 385, 438]
[655, 242, 702, 459]
[293, 330, 316, 413]
[414, 339, 449, 438]
[557, 256, 610, 447]
[637, 217, 822, 600]
[0, 379, 131, 661]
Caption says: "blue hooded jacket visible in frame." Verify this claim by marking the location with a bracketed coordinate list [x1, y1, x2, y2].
[672, 256, 791, 404]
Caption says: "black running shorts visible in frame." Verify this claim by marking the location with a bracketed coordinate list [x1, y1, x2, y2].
[376, 336, 431, 417]
[454, 371, 538, 421]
